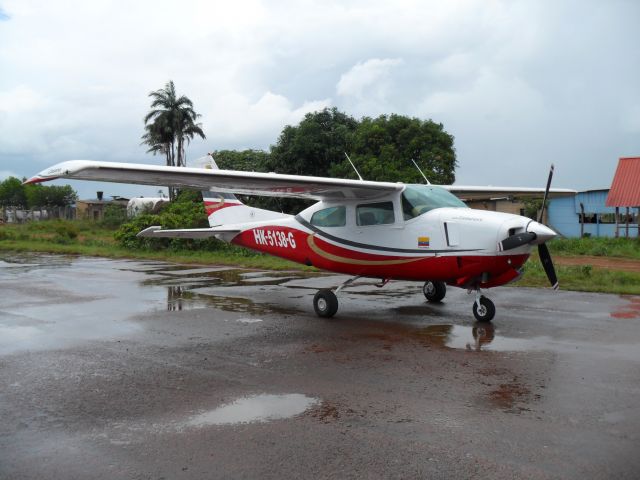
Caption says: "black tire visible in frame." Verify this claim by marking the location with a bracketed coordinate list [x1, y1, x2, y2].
[313, 289, 339, 318]
[423, 281, 446, 302]
[472, 296, 495, 323]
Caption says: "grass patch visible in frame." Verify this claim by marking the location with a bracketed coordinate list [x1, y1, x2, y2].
[517, 254, 640, 295]
[0, 220, 305, 270]
[548, 236, 640, 259]
[3, 220, 640, 293]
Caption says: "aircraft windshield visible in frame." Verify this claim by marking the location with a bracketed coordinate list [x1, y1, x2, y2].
[401, 185, 467, 220]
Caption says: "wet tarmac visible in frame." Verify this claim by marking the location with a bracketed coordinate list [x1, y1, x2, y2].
[1, 253, 640, 479]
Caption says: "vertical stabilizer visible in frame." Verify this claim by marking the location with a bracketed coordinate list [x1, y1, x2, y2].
[194, 154, 289, 227]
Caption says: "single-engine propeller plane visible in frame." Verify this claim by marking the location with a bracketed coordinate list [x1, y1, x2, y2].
[26, 157, 575, 322]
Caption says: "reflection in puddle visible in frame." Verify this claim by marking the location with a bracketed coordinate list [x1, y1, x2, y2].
[611, 296, 640, 319]
[0, 325, 42, 347]
[236, 318, 263, 324]
[0, 253, 73, 273]
[185, 394, 319, 427]
[359, 323, 540, 353]
[416, 324, 495, 351]
[163, 285, 298, 316]
[167, 286, 203, 311]
[416, 324, 535, 352]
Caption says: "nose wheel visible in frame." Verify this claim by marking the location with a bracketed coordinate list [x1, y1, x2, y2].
[472, 295, 495, 322]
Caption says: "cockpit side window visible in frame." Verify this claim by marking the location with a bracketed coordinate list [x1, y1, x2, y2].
[402, 185, 467, 220]
[310, 206, 346, 227]
[356, 201, 395, 226]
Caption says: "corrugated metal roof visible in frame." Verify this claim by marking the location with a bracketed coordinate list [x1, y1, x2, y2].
[605, 157, 640, 207]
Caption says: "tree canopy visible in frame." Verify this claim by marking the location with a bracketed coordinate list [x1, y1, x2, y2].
[0, 177, 77, 208]
[267, 108, 358, 177]
[264, 108, 457, 184]
[329, 114, 457, 185]
[212, 149, 270, 172]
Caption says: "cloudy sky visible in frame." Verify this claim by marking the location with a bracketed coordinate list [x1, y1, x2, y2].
[1, 0, 639, 199]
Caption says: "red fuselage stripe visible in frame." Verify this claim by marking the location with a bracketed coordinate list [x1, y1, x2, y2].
[231, 226, 529, 286]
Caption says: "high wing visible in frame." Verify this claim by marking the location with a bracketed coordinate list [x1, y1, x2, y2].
[443, 185, 576, 200]
[25, 160, 402, 201]
[26, 160, 576, 201]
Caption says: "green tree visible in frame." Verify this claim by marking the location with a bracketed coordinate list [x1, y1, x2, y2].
[212, 149, 270, 172]
[25, 184, 77, 208]
[329, 114, 457, 184]
[267, 108, 358, 177]
[142, 80, 206, 200]
[523, 198, 544, 221]
[0, 177, 27, 207]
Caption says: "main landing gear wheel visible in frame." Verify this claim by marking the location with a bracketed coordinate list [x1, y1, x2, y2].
[472, 295, 495, 323]
[314, 289, 339, 318]
[423, 281, 446, 302]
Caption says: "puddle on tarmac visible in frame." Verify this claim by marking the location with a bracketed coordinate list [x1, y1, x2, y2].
[0, 253, 73, 273]
[163, 285, 299, 315]
[359, 323, 544, 352]
[415, 324, 537, 352]
[184, 394, 319, 427]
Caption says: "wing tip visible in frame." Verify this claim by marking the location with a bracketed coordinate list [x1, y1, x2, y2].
[23, 175, 57, 185]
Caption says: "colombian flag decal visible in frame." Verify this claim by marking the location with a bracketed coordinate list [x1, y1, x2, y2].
[418, 236, 430, 248]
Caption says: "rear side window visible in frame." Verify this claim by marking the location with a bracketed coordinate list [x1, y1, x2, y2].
[357, 202, 395, 226]
[311, 206, 346, 227]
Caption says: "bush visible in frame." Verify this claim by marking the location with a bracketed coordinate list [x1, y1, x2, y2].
[114, 213, 164, 250]
[114, 191, 223, 251]
[101, 204, 127, 228]
[53, 220, 79, 241]
[0, 229, 15, 241]
[580, 264, 593, 277]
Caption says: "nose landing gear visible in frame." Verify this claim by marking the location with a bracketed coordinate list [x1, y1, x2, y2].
[472, 292, 495, 322]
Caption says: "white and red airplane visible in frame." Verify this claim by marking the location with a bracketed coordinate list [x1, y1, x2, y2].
[26, 157, 574, 322]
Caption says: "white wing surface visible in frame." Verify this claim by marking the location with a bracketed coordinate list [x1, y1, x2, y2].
[26, 160, 576, 201]
[25, 160, 401, 201]
[443, 185, 576, 199]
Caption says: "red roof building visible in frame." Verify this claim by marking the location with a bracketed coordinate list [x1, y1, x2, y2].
[606, 157, 640, 207]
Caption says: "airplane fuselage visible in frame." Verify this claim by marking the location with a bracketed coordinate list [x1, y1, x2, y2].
[224, 185, 550, 290]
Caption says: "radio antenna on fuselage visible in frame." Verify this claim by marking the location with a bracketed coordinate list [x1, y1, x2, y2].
[410, 158, 431, 185]
[344, 152, 363, 181]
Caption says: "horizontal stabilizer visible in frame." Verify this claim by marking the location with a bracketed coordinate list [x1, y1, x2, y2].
[137, 226, 240, 239]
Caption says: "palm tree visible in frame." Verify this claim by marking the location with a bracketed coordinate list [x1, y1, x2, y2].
[141, 81, 206, 199]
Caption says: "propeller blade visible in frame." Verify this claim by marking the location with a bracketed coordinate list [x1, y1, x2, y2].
[538, 243, 559, 290]
[538, 164, 554, 223]
[500, 232, 537, 251]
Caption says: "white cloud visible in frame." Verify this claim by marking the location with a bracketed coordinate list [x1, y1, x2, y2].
[0, 0, 638, 198]
[0, 85, 43, 113]
[203, 91, 331, 149]
[337, 58, 403, 98]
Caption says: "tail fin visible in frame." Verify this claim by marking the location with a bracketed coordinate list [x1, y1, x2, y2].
[194, 154, 289, 227]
